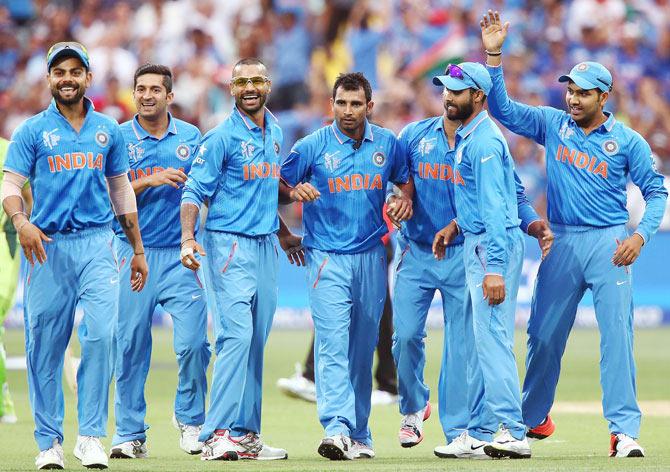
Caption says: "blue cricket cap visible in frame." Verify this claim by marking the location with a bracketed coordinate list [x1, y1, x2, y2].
[432, 62, 492, 95]
[558, 62, 612, 92]
[46, 42, 90, 71]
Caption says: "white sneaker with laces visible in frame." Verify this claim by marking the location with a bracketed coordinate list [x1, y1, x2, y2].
[109, 439, 148, 459]
[276, 363, 316, 402]
[35, 439, 64, 470]
[398, 402, 431, 447]
[200, 429, 238, 461]
[230, 432, 288, 460]
[172, 415, 204, 454]
[483, 428, 531, 459]
[610, 433, 645, 458]
[351, 440, 375, 459]
[73, 435, 109, 469]
[318, 434, 354, 460]
[434, 431, 490, 459]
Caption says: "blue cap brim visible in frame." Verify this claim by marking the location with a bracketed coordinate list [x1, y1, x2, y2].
[432, 75, 471, 90]
[558, 73, 606, 92]
[47, 50, 89, 70]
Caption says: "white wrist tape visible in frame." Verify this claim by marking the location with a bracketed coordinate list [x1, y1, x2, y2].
[107, 174, 137, 215]
[1, 171, 27, 203]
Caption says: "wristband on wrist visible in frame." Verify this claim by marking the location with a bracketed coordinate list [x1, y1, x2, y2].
[180, 237, 195, 247]
[134, 251, 144, 256]
[16, 220, 29, 233]
[485, 50, 502, 56]
[9, 210, 27, 222]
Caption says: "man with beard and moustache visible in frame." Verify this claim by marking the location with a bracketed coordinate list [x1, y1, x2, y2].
[280, 72, 413, 461]
[110, 64, 211, 460]
[431, 61, 532, 459]
[180, 57, 303, 461]
[0, 41, 149, 470]
[481, 11, 667, 458]
[394, 92, 552, 456]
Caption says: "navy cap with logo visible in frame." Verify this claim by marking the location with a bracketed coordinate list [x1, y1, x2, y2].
[46, 42, 90, 71]
[558, 62, 612, 93]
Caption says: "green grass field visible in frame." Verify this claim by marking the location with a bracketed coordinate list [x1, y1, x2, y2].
[1, 327, 669, 471]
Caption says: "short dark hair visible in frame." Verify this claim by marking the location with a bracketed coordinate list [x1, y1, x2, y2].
[232, 57, 267, 75]
[133, 63, 173, 93]
[332, 72, 372, 102]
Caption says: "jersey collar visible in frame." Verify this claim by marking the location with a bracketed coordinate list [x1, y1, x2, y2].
[330, 119, 374, 145]
[130, 112, 178, 140]
[47, 96, 94, 117]
[233, 106, 278, 131]
[456, 110, 489, 140]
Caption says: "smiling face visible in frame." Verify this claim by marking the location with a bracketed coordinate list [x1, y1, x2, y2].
[230, 63, 271, 115]
[565, 82, 608, 127]
[47, 57, 91, 106]
[133, 73, 173, 121]
[331, 86, 372, 139]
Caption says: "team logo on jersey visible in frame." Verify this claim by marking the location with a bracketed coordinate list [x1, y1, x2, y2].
[95, 130, 110, 148]
[559, 121, 575, 140]
[274, 141, 280, 155]
[372, 151, 386, 167]
[42, 128, 60, 150]
[175, 144, 191, 161]
[324, 151, 341, 173]
[127, 143, 144, 162]
[602, 139, 618, 155]
[576, 62, 589, 71]
[418, 137, 436, 156]
[241, 140, 255, 160]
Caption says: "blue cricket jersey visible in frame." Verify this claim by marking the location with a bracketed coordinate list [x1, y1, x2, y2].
[182, 107, 283, 236]
[3, 98, 128, 234]
[487, 64, 668, 242]
[115, 114, 201, 248]
[281, 120, 410, 254]
[453, 110, 522, 276]
[399, 115, 540, 247]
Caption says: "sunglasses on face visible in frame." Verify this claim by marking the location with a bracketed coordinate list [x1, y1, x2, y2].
[230, 76, 269, 88]
[445, 64, 482, 91]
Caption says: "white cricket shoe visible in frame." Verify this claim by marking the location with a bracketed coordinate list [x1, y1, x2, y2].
[610, 433, 645, 458]
[230, 432, 288, 460]
[434, 431, 490, 459]
[483, 428, 531, 459]
[318, 434, 354, 460]
[351, 440, 375, 459]
[109, 439, 148, 459]
[73, 435, 109, 469]
[200, 429, 238, 461]
[172, 415, 204, 454]
[35, 439, 64, 470]
[398, 401, 431, 447]
[371, 389, 399, 406]
[276, 363, 316, 402]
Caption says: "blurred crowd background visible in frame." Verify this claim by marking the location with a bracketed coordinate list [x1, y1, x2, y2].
[0, 0, 669, 228]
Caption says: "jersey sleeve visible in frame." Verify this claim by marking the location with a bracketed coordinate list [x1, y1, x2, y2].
[514, 169, 541, 232]
[280, 136, 314, 187]
[627, 135, 668, 243]
[389, 135, 410, 185]
[4, 122, 36, 177]
[182, 129, 226, 208]
[105, 124, 130, 177]
[472, 140, 508, 275]
[487, 65, 554, 146]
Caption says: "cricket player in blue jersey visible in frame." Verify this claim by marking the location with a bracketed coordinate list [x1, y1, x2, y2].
[430, 61, 534, 459]
[180, 58, 302, 462]
[0, 42, 148, 470]
[280, 72, 412, 461]
[394, 106, 552, 458]
[110, 64, 210, 460]
[482, 11, 668, 458]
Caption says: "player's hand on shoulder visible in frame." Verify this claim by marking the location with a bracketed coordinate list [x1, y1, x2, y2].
[278, 232, 305, 266]
[612, 233, 644, 267]
[180, 238, 206, 271]
[18, 222, 51, 265]
[289, 182, 320, 202]
[386, 195, 413, 229]
[480, 9, 509, 51]
[527, 219, 554, 260]
[432, 220, 459, 260]
[482, 273, 505, 306]
[129, 253, 148, 292]
[151, 168, 188, 189]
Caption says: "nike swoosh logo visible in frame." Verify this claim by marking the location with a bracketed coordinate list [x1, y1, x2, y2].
[110, 277, 119, 284]
[476, 283, 482, 288]
[616, 281, 626, 286]
[192, 294, 202, 300]
[470, 445, 484, 450]
[481, 154, 495, 163]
